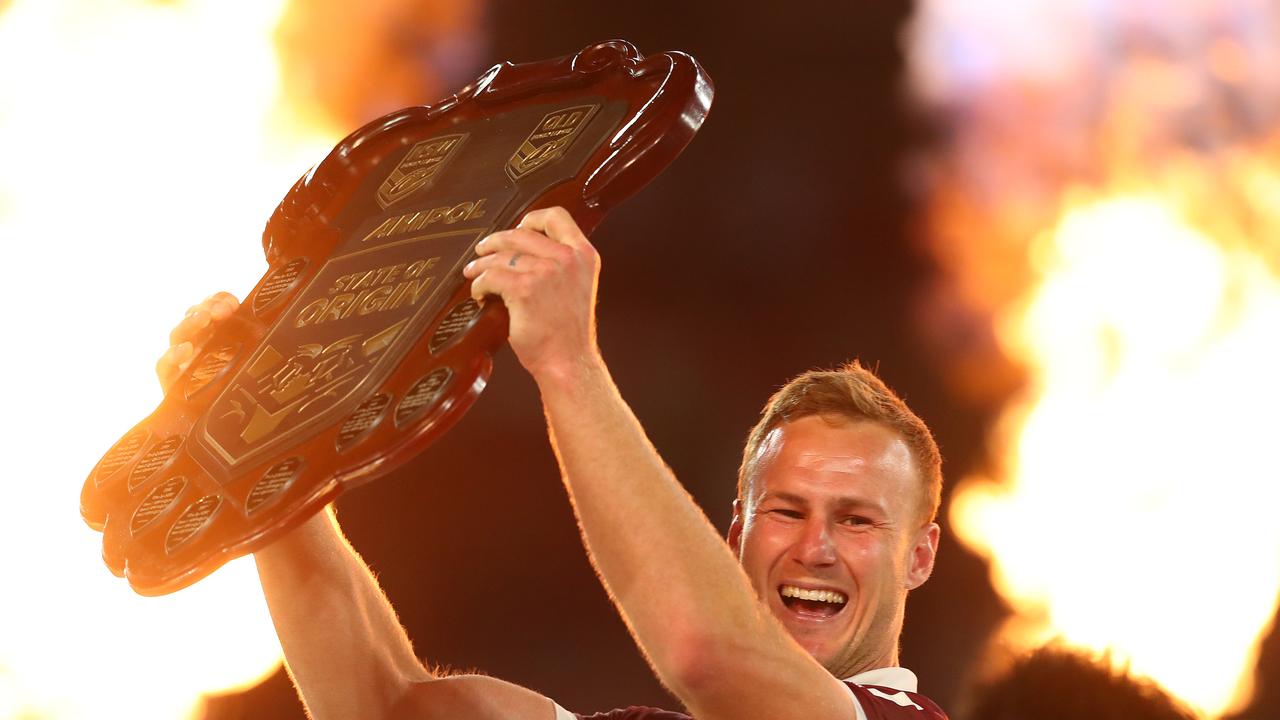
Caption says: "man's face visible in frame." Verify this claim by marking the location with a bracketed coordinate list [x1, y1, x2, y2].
[728, 415, 938, 677]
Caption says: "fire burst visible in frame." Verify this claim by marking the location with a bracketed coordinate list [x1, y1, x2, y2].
[908, 1, 1280, 716]
[0, 0, 331, 718]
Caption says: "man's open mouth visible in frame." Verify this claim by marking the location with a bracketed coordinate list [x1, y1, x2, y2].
[778, 584, 848, 618]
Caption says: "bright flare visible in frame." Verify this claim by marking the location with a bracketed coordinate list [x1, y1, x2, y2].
[952, 193, 1280, 717]
[0, 0, 336, 718]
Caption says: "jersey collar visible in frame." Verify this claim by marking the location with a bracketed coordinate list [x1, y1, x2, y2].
[843, 666, 918, 692]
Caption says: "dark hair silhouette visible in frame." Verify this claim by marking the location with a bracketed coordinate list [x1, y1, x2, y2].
[962, 645, 1200, 720]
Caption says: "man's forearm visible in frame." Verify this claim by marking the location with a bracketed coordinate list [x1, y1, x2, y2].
[162, 293, 553, 719]
[465, 207, 850, 720]
[254, 507, 429, 718]
[534, 356, 830, 715]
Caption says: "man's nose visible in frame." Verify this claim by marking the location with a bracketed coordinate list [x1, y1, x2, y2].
[794, 518, 837, 567]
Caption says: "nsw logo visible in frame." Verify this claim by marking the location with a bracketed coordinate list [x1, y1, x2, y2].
[376, 133, 467, 209]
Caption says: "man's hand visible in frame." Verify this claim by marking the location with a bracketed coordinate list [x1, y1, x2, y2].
[463, 207, 600, 382]
[155, 291, 239, 393]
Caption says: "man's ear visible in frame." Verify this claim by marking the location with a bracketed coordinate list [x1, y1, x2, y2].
[727, 499, 744, 556]
[905, 522, 940, 590]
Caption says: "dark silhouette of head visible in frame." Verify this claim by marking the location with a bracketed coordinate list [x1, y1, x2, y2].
[962, 645, 1200, 720]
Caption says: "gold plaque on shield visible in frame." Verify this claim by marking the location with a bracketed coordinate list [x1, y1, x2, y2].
[506, 105, 600, 180]
[377, 133, 468, 209]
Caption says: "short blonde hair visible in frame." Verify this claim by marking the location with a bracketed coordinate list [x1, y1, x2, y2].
[737, 360, 942, 525]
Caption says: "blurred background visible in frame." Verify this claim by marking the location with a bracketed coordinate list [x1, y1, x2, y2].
[1, 1, 1278, 718]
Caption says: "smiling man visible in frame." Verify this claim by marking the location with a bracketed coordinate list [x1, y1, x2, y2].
[163, 208, 947, 720]
[726, 370, 946, 718]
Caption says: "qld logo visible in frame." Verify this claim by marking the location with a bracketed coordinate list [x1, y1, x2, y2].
[506, 105, 599, 180]
[376, 133, 467, 209]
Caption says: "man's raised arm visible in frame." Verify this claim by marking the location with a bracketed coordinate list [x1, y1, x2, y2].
[159, 295, 556, 720]
[465, 208, 857, 720]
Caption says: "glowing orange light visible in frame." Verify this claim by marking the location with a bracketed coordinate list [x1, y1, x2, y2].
[952, 190, 1280, 716]
[0, 0, 337, 717]
[906, 1, 1280, 716]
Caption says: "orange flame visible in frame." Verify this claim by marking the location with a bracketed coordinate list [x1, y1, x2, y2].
[954, 186, 1280, 716]
[907, 1, 1280, 716]
[0, 0, 334, 717]
[1, 0, 473, 716]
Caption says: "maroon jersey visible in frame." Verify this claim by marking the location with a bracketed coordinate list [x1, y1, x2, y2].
[574, 709, 690, 720]
[572, 681, 948, 719]
[847, 683, 948, 720]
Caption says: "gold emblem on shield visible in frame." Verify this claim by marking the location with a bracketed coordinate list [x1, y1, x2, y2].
[506, 105, 600, 181]
[217, 320, 406, 449]
[376, 134, 467, 209]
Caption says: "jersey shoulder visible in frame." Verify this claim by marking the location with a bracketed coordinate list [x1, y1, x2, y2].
[845, 683, 949, 720]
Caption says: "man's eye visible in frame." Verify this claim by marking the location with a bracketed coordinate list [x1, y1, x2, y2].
[840, 516, 872, 527]
[768, 509, 803, 519]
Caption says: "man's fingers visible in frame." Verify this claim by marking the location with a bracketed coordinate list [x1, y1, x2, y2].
[173, 293, 240, 345]
[169, 310, 212, 347]
[462, 253, 496, 279]
[464, 249, 557, 279]
[160, 341, 195, 374]
[207, 291, 238, 305]
[186, 292, 234, 316]
[475, 226, 571, 262]
[516, 207, 591, 251]
[468, 265, 526, 303]
[208, 292, 239, 319]
[156, 341, 195, 393]
[164, 292, 240, 391]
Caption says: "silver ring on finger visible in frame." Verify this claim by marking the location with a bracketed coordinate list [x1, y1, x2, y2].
[508, 252, 523, 269]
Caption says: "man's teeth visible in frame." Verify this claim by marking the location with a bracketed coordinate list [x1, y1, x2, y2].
[780, 585, 847, 605]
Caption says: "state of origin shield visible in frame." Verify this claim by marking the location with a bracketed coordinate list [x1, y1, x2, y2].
[80, 40, 713, 595]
